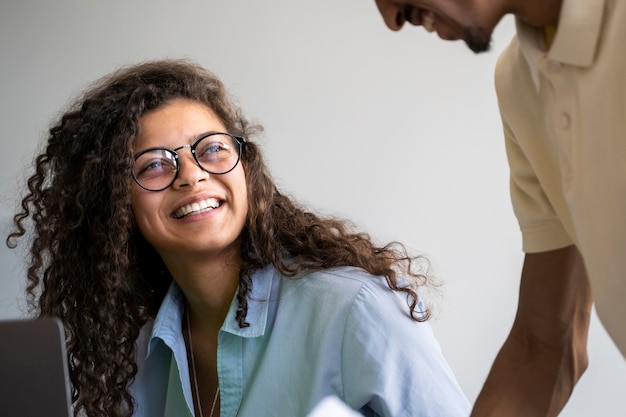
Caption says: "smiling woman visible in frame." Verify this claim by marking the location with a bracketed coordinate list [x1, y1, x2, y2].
[6, 59, 470, 417]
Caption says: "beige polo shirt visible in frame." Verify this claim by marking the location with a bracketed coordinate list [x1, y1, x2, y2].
[495, 0, 626, 357]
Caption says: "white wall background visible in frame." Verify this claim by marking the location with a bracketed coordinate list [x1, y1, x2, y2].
[1, 1, 624, 415]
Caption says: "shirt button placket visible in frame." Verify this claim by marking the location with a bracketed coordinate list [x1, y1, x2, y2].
[547, 59, 574, 185]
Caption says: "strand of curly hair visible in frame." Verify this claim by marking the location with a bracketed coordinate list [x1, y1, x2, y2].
[6, 59, 434, 417]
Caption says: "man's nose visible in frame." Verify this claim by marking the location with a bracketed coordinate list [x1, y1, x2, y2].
[375, 0, 406, 31]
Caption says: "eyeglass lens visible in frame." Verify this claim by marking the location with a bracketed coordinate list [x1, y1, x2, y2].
[133, 133, 242, 191]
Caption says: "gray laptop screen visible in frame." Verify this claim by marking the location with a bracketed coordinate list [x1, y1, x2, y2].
[0, 318, 72, 417]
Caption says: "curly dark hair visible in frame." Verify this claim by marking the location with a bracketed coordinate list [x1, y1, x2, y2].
[6, 59, 433, 417]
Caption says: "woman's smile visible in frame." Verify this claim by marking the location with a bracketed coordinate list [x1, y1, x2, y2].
[173, 197, 222, 219]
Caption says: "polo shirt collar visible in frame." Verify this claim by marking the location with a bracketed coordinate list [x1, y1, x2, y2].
[516, 0, 605, 87]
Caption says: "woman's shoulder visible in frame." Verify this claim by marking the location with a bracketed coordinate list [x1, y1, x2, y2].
[275, 265, 409, 318]
[284, 266, 391, 297]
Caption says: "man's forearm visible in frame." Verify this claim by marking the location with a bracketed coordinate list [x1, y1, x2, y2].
[471, 324, 588, 417]
[471, 246, 592, 417]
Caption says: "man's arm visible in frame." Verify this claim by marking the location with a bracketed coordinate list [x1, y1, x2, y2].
[471, 245, 593, 417]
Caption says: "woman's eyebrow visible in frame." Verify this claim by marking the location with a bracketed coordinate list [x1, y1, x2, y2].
[194, 130, 222, 140]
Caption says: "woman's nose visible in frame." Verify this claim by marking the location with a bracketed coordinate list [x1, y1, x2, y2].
[173, 152, 210, 188]
[375, 0, 406, 31]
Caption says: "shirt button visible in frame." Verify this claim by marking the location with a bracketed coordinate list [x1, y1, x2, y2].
[559, 112, 571, 129]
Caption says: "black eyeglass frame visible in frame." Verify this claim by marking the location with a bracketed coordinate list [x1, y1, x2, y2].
[132, 132, 246, 192]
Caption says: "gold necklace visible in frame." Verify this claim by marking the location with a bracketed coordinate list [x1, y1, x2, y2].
[186, 307, 220, 417]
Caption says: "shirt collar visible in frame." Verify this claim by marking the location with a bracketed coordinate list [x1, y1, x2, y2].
[147, 264, 277, 356]
[147, 282, 186, 357]
[220, 264, 276, 338]
[516, 0, 605, 88]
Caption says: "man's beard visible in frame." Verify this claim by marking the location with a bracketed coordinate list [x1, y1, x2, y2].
[464, 27, 492, 53]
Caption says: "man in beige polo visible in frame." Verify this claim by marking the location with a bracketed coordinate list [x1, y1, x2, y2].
[374, 0, 625, 416]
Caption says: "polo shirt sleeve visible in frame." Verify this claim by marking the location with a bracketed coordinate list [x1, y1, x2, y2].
[340, 279, 470, 416]
[495, 42, 573, 253]
[502, 119, 573, 253]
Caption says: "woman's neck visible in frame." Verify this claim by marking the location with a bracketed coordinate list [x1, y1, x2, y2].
[164, 249, 242, 329]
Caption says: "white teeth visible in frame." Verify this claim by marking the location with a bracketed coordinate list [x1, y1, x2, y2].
[422, 11, 436, 33]
[175, 198, 220, 218]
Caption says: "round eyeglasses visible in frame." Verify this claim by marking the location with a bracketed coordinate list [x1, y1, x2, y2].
[132, 132, 246, 192]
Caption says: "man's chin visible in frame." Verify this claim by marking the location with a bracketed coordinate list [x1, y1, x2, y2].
[464, 27, 492, 54]
[467, 41, 491, 53]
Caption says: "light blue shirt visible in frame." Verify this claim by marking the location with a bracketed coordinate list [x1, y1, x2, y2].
[130, 265, 470, 416]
